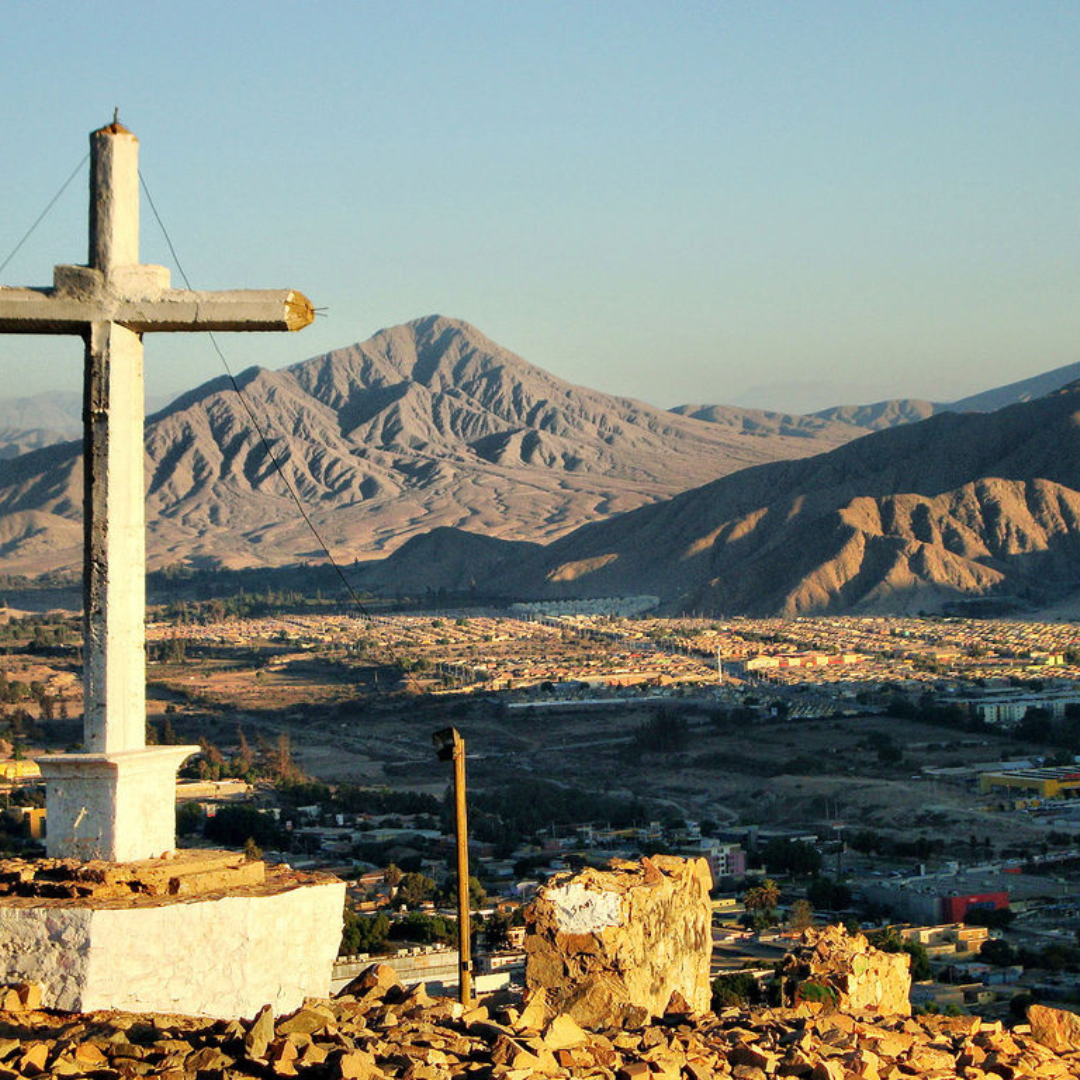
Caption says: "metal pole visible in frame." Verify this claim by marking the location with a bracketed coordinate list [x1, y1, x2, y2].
[453, 734, 473, 1006]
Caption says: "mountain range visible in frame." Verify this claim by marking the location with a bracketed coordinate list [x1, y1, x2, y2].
[1, 315, 1078, 616]
[0, 316, 860, 576]
[0, 391, 169, 460]
[457, 383, 1080, 616]
[673, 358, 1080, 435]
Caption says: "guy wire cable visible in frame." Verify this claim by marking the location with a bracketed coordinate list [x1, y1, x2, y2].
[0, 153, 89, 277]
[139, 169, 401, 667]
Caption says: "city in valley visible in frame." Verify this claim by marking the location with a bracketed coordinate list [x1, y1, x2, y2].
[1, 595, 1079, 1013]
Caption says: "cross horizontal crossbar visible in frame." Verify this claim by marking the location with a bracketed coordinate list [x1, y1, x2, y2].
[0, 283, 313, 335]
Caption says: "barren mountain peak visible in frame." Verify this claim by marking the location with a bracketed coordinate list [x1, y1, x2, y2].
[5, 318, 1078, 613]
[0, 317, 857, 577]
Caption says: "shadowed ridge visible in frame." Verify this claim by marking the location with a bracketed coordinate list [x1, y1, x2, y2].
[353, 526, 540, 594]
[0, 437, 82, 494]
[487, 382, 1080, 616]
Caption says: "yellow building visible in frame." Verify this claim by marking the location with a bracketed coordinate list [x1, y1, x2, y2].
[14, 806, 46, 840]
[0, 758, 41, 782]
[980, 766, 1080, 799]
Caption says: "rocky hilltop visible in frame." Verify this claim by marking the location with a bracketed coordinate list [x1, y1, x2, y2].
[1, 944, 1079, 1079]
[469, 382, 1080, 615]
[2, 855, 1079, 1077]
[0, 317, 858, 576]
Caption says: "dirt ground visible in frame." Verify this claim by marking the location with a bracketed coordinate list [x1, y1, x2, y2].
[265, 692, 1052, 854]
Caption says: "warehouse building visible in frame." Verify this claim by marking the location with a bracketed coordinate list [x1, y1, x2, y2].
[980, 766, 1080, 800]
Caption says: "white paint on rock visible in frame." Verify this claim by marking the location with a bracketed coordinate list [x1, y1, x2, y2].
[0, 879, 345, 1019]
[549, 882, 624, 934]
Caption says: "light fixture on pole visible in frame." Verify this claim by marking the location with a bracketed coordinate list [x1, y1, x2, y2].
[433, 726, 473, 1006]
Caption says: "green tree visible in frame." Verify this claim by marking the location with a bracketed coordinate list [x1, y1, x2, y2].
[711, 972, 761, 1009]
[1017, 707, 1053, 743]
[485, 911, 513, 951]
[176, 801, 204, 837]
[1009, 992, 1035, 1021]
[625, 709, 691, 758]
[204, 805, 284, 849]
[744, 878, 780, 913]
[964, 906, 1014, 930]
[388, 912, 456, 945]
[160, 716, 179, 745]
[762, 839, 821, 877]
[806, 876, 852, 911]
[341, 910, 391, 955]
[876, 736, 904, 766]
[396, 871, 436, 907]
[980, 938, 1018, 967]
[441, 874, 488, 910]
[789, 898, 814, 932]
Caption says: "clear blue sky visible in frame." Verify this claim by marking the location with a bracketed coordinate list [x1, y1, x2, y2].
[1, 1, 1078, 412]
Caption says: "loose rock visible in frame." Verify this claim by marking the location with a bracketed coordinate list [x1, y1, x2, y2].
[1029, 1003, 1080, 1054]
[779, 925, 912, 1017]
[525, 854, 713, 1026]
[0, 918, 1078, 1080]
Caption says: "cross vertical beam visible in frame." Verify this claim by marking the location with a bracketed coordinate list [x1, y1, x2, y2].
[90, 124, 139, 272]
[84, 320, 146, 753]
[82, 125, 147, 755]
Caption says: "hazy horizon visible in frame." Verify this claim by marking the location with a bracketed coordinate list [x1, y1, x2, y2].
[0, 314, 1068, 420]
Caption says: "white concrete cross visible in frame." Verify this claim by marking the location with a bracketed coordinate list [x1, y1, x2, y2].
[0, 120, 314, 860]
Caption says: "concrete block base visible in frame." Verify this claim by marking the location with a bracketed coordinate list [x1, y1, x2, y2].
[0, 869, 345, 1018]
[38, 746, 198, 861]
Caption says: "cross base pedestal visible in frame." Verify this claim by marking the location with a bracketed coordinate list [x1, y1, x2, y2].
[38, 746, 198, 862]
[0, 860, 345, 1018]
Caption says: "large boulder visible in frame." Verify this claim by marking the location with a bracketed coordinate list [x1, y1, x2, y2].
[1028, 1003, 1080, 1052]
[524, 854, 713, 1028]
[780, 925, 911, 1017]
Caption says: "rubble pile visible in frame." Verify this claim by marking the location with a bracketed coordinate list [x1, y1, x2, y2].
[525, 855, 714, 1026]
[0, 855, 1077, 1078]
[2, 967, 1080, 1078]
[779, 925, 912, 1018]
